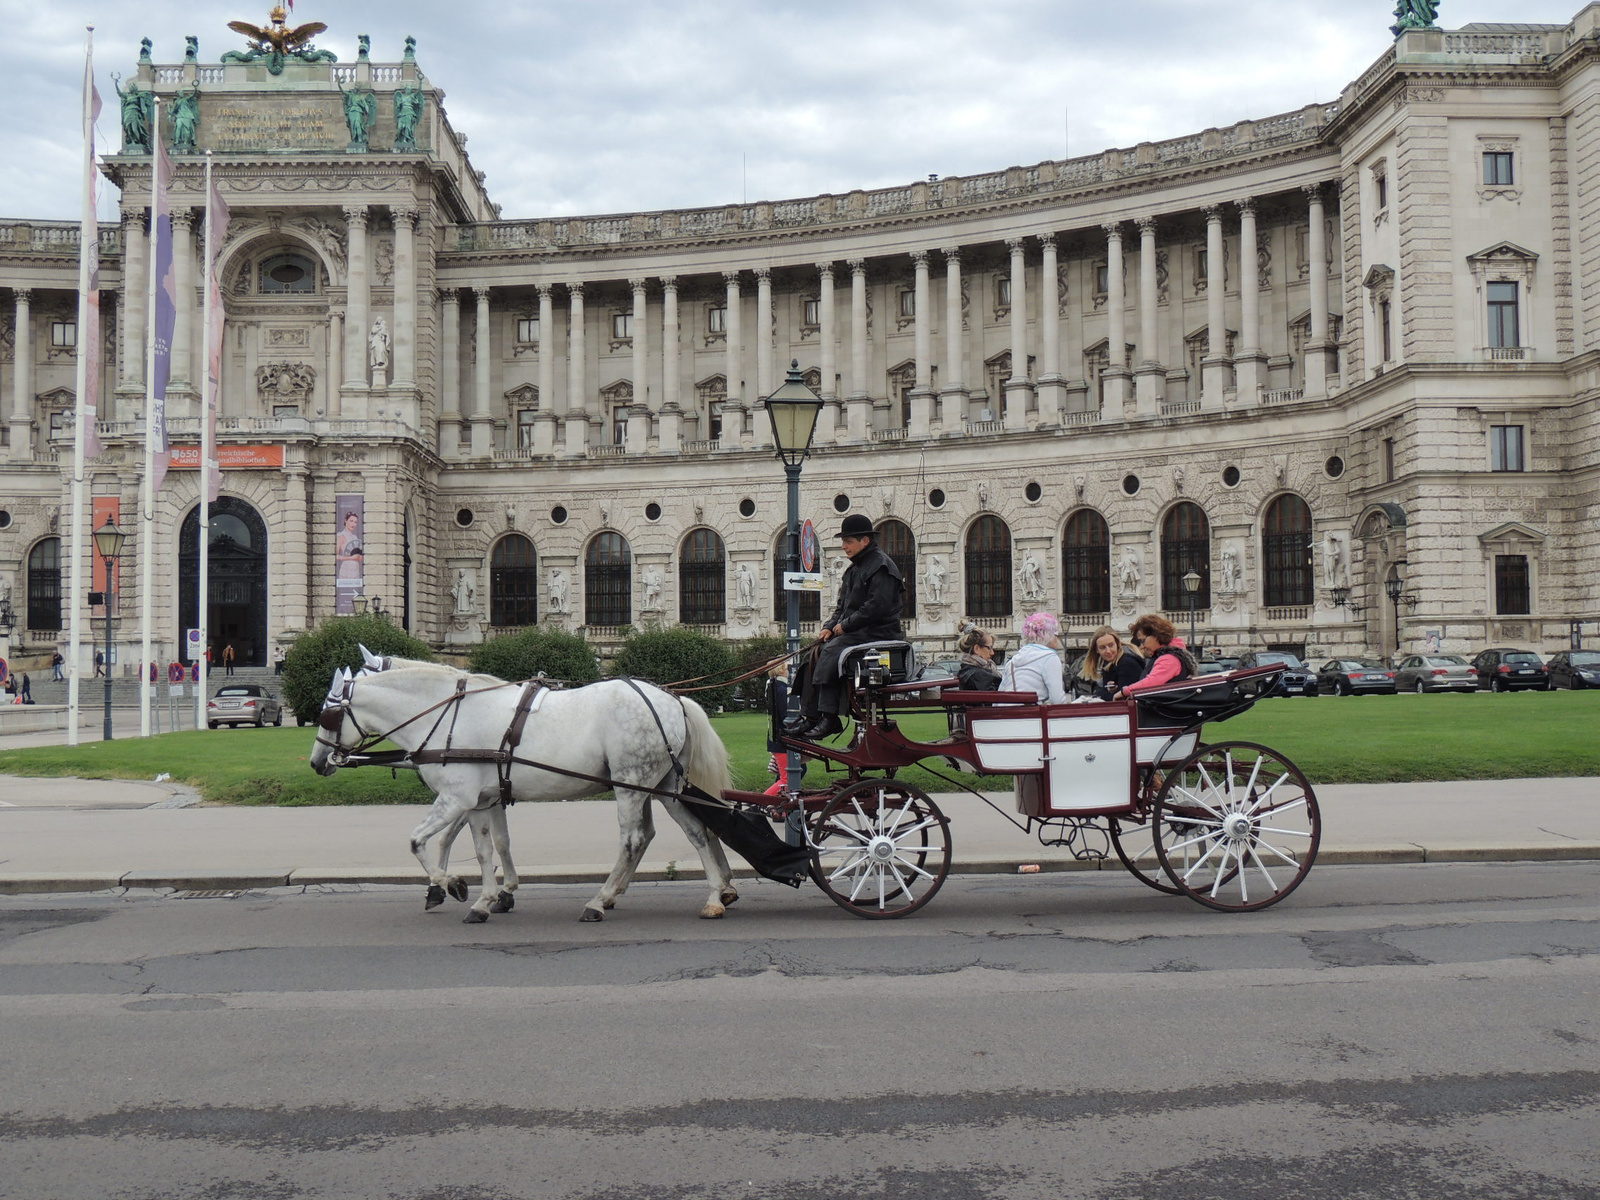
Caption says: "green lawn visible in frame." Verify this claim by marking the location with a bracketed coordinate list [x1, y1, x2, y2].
[2, 690, 1596, 804]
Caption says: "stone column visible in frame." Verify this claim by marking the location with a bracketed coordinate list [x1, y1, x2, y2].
[563, 282, 587, 454]
[391, 207, 418, 391]
[1134, 217, 1163, 415]
[1304, 183, 1331, 399]
[342, 205, 371, 412]
[755, 267, 774, 399]
[9, 289, 32, 458]
[816, 262, 838, 441]
[326, 310, 342, 419]
[470, 287, 493, 456]
[1234, 199, 1266, 404]
[1003, 238, 1030, 430]
[1103, 223, 1131, 413]
[240, 324, 258, 420]
[1036, 234, 1064, 424]
[1201, 205, 1231, 406]
[437, 288, 462, 458]
[169, 210, 196, 403]
[280, 461, 312, 637]
[119, 209, 147, 390]
[908, 249, 935, 437]
[658, 276, 681, 453]
[847, 259, 870, 441]
[940, 247, 966, 431]
[628, 277, 650, 452]
[722, 271, 743, 442]
[532, 284, 557, 454]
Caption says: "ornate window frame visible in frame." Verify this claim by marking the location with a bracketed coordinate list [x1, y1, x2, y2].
[1477, 135, 1520, 202]
[1467, 241, 1536, 360]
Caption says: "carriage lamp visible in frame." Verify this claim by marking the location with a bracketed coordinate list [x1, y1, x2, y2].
[93, 515, 128, 743]
[353, 595, 370, 616]
[1182, 569, 1201, 650]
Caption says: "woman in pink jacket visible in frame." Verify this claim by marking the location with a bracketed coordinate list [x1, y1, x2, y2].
[1112, 614, 1198, 698]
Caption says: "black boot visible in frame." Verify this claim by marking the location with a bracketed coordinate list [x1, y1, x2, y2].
[799, 714, 845, 740]
[781, 713, 812, 733]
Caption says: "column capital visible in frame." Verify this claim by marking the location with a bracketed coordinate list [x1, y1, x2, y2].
[121, 206, 148, 226]
[473, 286, 492, 304]
[910, 249, 930, 268]
[628, 277, 648, 293]
[437, 287, 460, 305]
[534, 283, 553, 300]
[1005, 237, 1027, 255]
[847, 258, 867, 277]
[722, 270, 742, 288]
[815, 261, 835, 278]
[1036, 233, 1056, 252]
[13, 287, 33, 304]
[753, 266, 772, 284]
[342, 204, 370, 228]
[1202, 204, 1224, 224]
[566, 280, 585, 299]
[1235, 197, 1257, 217]
[1102, 221, 1125, 240]
[941, 245, 961, 264]
[170, 209, 198, 232]
[391, 206, 420, 228]
[1301, 181, 1326, 203]
[659, 274, 678, 291]
[1135, 217, 1157, 238]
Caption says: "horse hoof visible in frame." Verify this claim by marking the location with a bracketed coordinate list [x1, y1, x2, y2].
[462, 910, 489, 924]
[489, 891, 515, 914]
[720, 889, 740, 907]
[579, 907, 604, 923]
[699, 903, 726, 920]
[424, 884, 446, 910]
[446, 878, 470, 903]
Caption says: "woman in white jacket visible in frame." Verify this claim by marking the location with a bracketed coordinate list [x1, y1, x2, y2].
[1000, 611, 1069, 703]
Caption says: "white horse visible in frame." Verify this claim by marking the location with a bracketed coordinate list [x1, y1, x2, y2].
[308, 662, 738, 923]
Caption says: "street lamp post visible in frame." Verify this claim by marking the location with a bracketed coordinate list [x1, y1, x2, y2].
[93, 516, 128, 742]
[1385, 575, 1405, 654]
[0, 598, 14, 680]
[764, 359, 824, 845]
[1182, 568, 1201, 651]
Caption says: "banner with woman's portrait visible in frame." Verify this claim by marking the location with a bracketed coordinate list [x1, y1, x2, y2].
[334, 494, 365, 614]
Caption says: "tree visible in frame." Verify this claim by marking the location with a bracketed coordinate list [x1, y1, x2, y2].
[280, 615, 434, 724]
[611, 627, 737, 713]
[469, 626, 600, 685]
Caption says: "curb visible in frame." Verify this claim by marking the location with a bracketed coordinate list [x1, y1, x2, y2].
[3, 847, 1598, 896]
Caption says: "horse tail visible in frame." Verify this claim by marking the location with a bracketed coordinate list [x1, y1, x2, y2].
[677, 694, 733, 800]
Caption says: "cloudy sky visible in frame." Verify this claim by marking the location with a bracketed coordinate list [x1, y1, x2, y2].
[0, 0, 1583, 224]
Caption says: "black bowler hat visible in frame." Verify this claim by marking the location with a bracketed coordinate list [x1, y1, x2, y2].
[838, 514, 875, 538]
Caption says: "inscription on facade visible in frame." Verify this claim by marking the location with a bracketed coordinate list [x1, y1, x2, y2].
[210, 101, 340, 151]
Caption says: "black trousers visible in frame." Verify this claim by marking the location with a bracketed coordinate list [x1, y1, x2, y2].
[798, 631, 881, 716]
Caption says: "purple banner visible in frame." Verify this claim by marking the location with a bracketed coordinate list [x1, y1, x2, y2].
[149, 125, 175, 492]
[335, 494, 365, 614]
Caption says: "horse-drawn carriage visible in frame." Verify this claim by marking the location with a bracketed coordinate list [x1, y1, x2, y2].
[310, 644, 1318, 923]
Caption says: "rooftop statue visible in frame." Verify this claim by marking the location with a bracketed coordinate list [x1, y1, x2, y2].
[112, 73, 155, 153]
[223, 5, 337, 76]
[339, 80, 378, 150]
[169, 82, 201, 154]
[1391, 1, 1441, 37]
[393, 80, 425, 151]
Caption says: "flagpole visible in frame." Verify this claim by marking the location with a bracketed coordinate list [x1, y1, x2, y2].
[198, 151, 214, 731]
[66, 25, 97, 746]
[140, 97, 161, 738]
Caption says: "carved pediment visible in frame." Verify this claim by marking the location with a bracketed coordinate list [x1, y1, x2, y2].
[504, 383, 539, 407]
[1478, 520, 1544, 547]
[1467, 241, 1538, 267]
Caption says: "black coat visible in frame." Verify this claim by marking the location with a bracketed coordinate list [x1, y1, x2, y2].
[1104, 648, 1147, 691]
[957, 657, 1002, 691]
[823, 544, 905, 639]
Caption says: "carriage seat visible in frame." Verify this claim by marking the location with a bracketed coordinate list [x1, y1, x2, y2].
[1133, 671, 1252, 726]
[839, 640, 917, 688]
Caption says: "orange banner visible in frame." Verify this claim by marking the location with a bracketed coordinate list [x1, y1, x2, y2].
[91, 496, 121, 603]
[169, 444, 285, 469]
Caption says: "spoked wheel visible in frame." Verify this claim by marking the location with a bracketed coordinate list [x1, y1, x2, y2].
[807, 778, 951, 919]
[1151, 741, 1320, 912]
[1109, 814, 1184, 895]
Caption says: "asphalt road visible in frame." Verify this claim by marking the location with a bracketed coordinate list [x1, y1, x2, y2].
[2, 861, 1598, 1200]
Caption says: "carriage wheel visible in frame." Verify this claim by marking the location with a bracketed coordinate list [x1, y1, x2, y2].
[807, 779, 951, 919]
[1109, 815, 1184, 896]
[1151, 741, 1319, 913]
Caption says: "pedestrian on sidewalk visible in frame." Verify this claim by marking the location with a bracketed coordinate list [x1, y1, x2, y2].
[50, 650, 64, 682]
[272, 646, 285, 675]
[18, 672, 32, 705]
[223, 643, 236, 677]
[94, 649, 104, 678]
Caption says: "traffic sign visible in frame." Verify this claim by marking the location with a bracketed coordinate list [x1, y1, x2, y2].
[783, 571, 825, 592]
[799, 520, 819, 573]
[168, 662, 185, 684]
[186, 628, 202, 660]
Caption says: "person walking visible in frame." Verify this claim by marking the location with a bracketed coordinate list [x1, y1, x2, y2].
[94, 649, 105, 678]
[18, 672, 33, 704]
[222, 643, 237, 677]
[50, 650, 64, 682]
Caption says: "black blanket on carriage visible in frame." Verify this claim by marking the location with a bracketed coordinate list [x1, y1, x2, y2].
[680, 784, 811, 888]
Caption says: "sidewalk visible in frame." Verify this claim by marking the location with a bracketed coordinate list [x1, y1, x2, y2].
[1, 774, 1596, 894]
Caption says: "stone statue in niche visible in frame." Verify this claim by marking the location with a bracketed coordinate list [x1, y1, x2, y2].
[1219, 544, 1241, 594]
[368, 315, 391, 386]
[1117, 546, 1142, 596]
[642, 567, 664, 611]
[547, 568, 569, 613]
[736, 563, 757, 610]
[450, 569, 477, 615]
[1323, 533, 1351, 588]
[924, 555, 946, 605]
[1019, 552, 1045, 602]
[976, 481, 990, 510]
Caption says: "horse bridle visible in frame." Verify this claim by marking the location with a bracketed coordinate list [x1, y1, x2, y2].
[314, 672, 376, 765]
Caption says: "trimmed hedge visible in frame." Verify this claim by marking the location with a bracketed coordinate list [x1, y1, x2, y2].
[469, 626, 600, 685]
[730, 634, 788, 712]
[611, 627, 738, 712]
[281, 615, 435, 723]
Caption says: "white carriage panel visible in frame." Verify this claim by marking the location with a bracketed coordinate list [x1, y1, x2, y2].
[973, 739, 1050, 773]
[968, 717, 1046, 742]
[1045, 714, 1131, 740]
[1136, 732, 1199, 765]
[1046, 741, 1135, 812]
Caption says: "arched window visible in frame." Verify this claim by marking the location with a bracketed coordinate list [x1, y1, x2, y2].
[490, 534, 537, 628]
[1061, 510, 1110, 615]
[585, 532, 632, 627]
[876, 519, 917, 618]
[259, 251, 318, 294]
[26, 538, 62, 631]
[772, 532, 821, 623]
[1262, 494, 1314, 607]
[1161, 502, 1211, 611]
[964, 516, 1012, 618]
[680, 529, 726, 626]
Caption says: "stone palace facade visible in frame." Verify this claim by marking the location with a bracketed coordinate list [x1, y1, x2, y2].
[2, 9, 1597, 669]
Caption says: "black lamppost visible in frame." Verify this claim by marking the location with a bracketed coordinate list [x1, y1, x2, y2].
[1385, 574, 1405, 653]
[0, 597, 14, 675]
[93, 515, 128, 742]
[1182, 568, 1201, 650]
[765, 359, 824, 837]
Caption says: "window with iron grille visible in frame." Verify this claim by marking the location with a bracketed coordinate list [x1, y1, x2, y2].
[1262, 494, 1313, 607]
[679, 529, 726, 625]
[1495, 554, 1530, 615]
[964, 515, 1012, 618]
[771, 537, 821, 623]
[27, 537, 62, 631]
[1160, 502, 1211, 611]
[489, 534, 537, 627]
[585, 532, 632, 627]
[1061, 509, 1110, 614]
[877, 519, 917, 619]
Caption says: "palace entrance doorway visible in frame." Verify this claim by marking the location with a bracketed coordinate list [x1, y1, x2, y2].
[178, 497, 269, 668]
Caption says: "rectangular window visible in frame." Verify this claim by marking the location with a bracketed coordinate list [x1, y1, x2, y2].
[1095, 264, 1109, 294]
[1196, 248, 1209, 280]
[1375, 173, 1388, 209]
[611, 407, 628, 445]
[996, 277, 1012, 308]
[708, 402, 723, 442]
[611, 313, 633, 340]
[707, 305, 726, 334]
[50, 321, 76, 348]
[271, 404, 299, 418]
[1495, 554, 1530, 615]
[517, 408, 536, 449]
[1380, 300, 1393, 362]
[802, 298, 820, 326]
[1383, 437, 1396, 482]
[1490, 424, 1525, 472]
[1487, 281, 1519, 348]
[49, 410, 71, 435]
[899, 290, 915, 319]
[1483, 151, 1515, 187]
[516, 317, 539, 344]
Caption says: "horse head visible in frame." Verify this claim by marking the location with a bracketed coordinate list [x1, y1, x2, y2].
[308, 666, 357, 776]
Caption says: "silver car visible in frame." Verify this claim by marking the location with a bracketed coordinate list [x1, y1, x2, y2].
[207, 683, 285, 728]
[1393, 654, 1478, 694]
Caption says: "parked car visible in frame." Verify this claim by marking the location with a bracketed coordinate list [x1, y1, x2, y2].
[1316, 658, 1397, 696]
[207, 683, 285, 728]
[1236, 651, 1319, 697]
[1546, 650, 1600, 690]
[1201, 655, 1241, 673]
[1470, 648, 1550, 692]
[1393, 654, 1477, 694]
